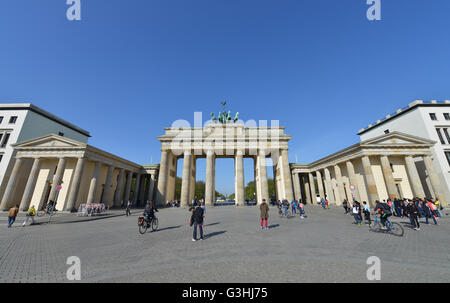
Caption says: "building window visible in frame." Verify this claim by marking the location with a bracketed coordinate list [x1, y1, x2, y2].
[444, 113, 450, 121]
[0, 133, 10, 148]
[446, 151, 450, 166]
[444, 128, 450, 144]
[436, 128, 446, 144]
[58, 132, 64, 137]
[429, 113, 437, 121]
[384, 129, 390, 134]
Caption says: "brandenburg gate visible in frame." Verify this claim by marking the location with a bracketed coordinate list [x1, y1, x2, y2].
[155, 121, 294, 207]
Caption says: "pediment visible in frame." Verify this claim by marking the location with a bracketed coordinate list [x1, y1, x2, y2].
[13, 134, 86, 149]
[361, 132, 435, 147]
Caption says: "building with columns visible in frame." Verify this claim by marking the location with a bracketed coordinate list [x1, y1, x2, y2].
[0, 101, 449, 213]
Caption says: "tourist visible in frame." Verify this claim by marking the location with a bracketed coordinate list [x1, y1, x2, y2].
[406, 200, 420, 231]
[191, 202, 204, 241]
[325, 199, 329, 209]
[426, 200, 439, 225]
[22, 205, 36, 226]
[343, 199, 349, 214]
[298, 201, 305, 218]
[362, 201, 371, 225]
[394, 199, 402, 217]
[291, 200, 297, 215]
[352, 202, 362, 226]
[320, 197, 326, 209]
[7, 205, 19, 228]
[260, 199, 269, 230]
[126, 200, 132, 216]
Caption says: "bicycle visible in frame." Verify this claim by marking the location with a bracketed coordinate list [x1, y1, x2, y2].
[37, 202, 56, 217]
[369, 214, 404, 237]
[138, 215, 159, 234]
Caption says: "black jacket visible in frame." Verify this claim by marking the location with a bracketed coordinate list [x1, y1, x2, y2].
[192, 206, 204, 224]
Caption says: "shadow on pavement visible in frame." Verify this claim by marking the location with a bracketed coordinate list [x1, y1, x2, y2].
[205, 222, 220, 226]
[204, 230, 226, 239]
[268, 224, 279, 229]
[152, 225, 182, 232]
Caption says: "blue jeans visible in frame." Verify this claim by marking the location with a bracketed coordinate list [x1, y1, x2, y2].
[7, 217, 15, 227]
[353, 213, 361, 224]
[425, 213, 437, 225]
[193, 222, 203, 240]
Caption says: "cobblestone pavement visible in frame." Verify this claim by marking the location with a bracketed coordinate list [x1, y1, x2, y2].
[0, 205, 449, 283]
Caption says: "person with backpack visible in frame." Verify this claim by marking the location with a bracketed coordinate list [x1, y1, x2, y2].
[352, 202, 362, 226]
[191, 202, 204, 241]
[7, 205, 19, 228]
[374, 200, 392, 229]
[260, 199, 269, 230]
[22, 205, 36, 226]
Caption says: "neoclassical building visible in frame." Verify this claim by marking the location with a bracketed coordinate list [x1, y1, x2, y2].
[0, 102, 448, 213]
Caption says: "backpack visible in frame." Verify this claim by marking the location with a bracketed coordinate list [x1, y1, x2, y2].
[380, 203, 392, 215]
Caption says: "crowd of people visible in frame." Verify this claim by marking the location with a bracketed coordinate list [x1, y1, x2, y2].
[344, 197, 442, 231]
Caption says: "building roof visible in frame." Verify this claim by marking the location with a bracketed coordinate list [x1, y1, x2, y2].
[0, 103, 91, 137]
[357, 100, 450, 136]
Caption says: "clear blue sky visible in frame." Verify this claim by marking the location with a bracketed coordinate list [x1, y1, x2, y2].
[1, 0, 450, 195]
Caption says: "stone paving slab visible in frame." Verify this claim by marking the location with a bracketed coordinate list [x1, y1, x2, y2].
[0, 205, 449, 283]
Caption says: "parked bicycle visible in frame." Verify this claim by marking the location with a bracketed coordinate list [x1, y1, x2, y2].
[138, 215, 159, 234]
[369, 214, 404, 236]
[37, 201, 56, 217]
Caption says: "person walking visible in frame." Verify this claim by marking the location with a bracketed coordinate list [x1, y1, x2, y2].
[260, 199, 269, 230]
[22, 205, 36, 226]
[362, 201, 371, 225]
[291, 200, 297, 215]
[406, 200, 420, 230]
[343, 199, 349, 214]
[191, 202, 204, 241]
[126, 200, 132, 216]
[426, 200, 439, 225]
[7, 205, 19, 228]
[298, 201, 305, 218]
[352, 202, 362, 226]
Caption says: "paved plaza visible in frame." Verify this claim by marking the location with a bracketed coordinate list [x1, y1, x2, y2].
[0, 205, 449, 283]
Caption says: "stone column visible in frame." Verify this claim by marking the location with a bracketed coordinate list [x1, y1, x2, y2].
[361, 156, 379, 206]
[316, 171, 325, 200]
[205, 150, 215, 206]
[292, 173, 301, 201]
[235, 150, 245, 206]
[20, 158, 42, 211]
[1, 158, 24, 210]
[423, 155, 447, 206]
[48, 157, 67, 203]
[147, 173, 156, 202]
[113, 168, 125, 208]
[404, 156, 425, 199]
[65, 157, 86, 212]
[101, 165, 115, 206]
[138, 174, 146, 203]
[281, 149, 294, 201]
[87, 161, 102, 204]
[180, 150, 192, 207]
[258, 150, 269, 204]
[189, 156, 196, 203]
[123, 171, 133, 204]
[324, 168, 335, 204]
[380, 155, 399, 200]
[346, 160, 361, 201]
[308, 173, 316, 203]
[156, 150, 169, 207]
[303, 175, 312, 204]
[133, 173, 142, 205]
[334, 164, 346, 205]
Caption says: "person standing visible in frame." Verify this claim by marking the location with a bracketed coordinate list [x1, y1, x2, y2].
[192, 202, 204, 241]
[260, 199, 269, 230]
[7, 205, 19, 228]
[22, 205, 36, 226]
[291, 200, 297, 215]
[343, 199, 349, 214]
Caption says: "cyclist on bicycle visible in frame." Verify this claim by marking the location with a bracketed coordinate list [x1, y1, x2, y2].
[143, 200, 158, 222]
[374, 200, 392, 229]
